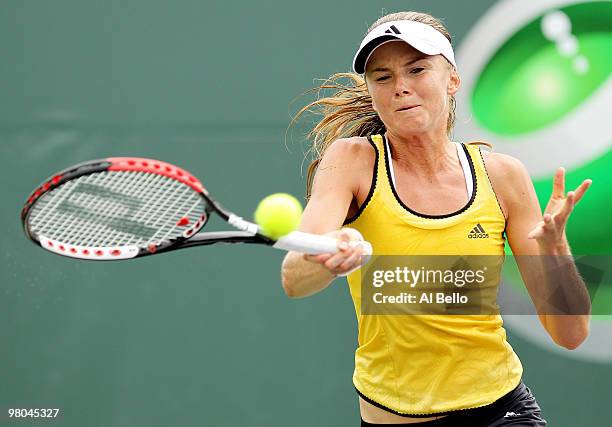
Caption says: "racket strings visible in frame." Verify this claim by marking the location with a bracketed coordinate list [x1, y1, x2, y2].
[57, 172, 124, 247]
[27, 171, 206, 248]
[79, 171, 151, 247]
[51, 172, 143, 247]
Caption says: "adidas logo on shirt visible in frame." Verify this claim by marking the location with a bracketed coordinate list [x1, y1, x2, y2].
[468, 223, 489, 239]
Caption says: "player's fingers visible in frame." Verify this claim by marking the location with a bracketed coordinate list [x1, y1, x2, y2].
[552, 167, 565, 198]
[555, 192, 575, 223]
[336, 227, 365, 243]
[527, 231, 540, 240]
[545, 213, 564, 234]
[303, 253, 333, 264]
[324, 248, 357, 270]
[527, 222, 544, 239]
[543, 213, 554, 226]
[324, 253, 350, 270]
[573, 179, 592, 205]
[337, 247, 363, 272]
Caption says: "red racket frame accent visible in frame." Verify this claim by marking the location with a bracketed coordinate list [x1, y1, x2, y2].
[22, 158, 207, 221]
[21, 157, 211, 258]
[107, 157, 205, 193]
[22, 174, 65, 218]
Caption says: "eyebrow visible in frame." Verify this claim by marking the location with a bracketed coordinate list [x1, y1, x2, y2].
[368, 56, 429, 73]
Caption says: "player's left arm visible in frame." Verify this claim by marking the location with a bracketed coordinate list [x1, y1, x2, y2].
[487, 152, 592, 350]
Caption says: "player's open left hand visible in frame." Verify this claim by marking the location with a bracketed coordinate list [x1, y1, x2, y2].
[527, 167, 592, 248]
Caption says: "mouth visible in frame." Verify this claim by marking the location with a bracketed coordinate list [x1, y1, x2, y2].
[396, 105, 419, 111]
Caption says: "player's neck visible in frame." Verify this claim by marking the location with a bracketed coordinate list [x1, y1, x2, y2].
[384, 130, 456, 177]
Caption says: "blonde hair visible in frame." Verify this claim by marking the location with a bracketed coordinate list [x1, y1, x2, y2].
[289, 11, 458, 200]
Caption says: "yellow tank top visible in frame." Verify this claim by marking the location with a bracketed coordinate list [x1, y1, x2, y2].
[345, 134, 523, 415]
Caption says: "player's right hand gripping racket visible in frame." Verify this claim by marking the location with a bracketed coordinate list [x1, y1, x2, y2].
[21, 157, 372, 261]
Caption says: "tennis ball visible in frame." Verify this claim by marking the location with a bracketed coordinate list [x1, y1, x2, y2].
[254, 193, 303, 239]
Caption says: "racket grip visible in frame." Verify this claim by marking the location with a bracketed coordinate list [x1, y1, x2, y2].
[273, 231, 373, 256]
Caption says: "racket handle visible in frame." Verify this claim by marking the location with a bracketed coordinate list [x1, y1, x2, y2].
[273, 231, 373, 256]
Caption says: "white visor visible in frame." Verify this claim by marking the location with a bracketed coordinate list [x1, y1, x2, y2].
[352, 20, 457, 74]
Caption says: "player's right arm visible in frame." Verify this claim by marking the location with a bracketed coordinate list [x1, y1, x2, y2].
[280, 137, 367, 298]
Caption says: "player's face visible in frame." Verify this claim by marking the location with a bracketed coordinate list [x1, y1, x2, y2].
[365, 41, 460, 136]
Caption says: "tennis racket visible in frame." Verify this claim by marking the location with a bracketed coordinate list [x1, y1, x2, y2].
[21, 157, 372, 261]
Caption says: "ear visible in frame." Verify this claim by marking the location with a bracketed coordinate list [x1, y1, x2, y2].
[447, 67, 461, 96]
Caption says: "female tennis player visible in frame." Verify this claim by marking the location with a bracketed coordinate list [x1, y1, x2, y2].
[281, 11, 592, 426]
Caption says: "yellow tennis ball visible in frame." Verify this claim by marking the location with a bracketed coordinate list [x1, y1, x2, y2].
[254, 193, 303, 239]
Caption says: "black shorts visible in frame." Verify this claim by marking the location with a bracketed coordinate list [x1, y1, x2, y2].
[360, 380, 547, 426]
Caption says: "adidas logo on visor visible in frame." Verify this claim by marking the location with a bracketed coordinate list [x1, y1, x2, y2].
[468, 223, 489, 239]
[385, 25, 401, 34]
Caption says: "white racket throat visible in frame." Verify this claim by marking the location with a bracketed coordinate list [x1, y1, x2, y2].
[228, 214, 259, 235]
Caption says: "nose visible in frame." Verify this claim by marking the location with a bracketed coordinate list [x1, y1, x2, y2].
[394, 75, 412, 96]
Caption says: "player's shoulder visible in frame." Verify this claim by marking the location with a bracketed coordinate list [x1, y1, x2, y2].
[318, 136, 376, 172]
[314, 136, 375, 192]
[477, 146, 533, 207]
[323, 136, 375, 159]
[479, 148, 529, 180]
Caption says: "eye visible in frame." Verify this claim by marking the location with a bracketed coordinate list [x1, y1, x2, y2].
[411, 67, 425, 74]
[375, 76, 390, 82]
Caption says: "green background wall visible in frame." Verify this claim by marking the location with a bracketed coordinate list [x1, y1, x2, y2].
[1, 1, 610, 426]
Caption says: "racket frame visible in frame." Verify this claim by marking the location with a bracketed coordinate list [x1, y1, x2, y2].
[22, 157, 372, 261]
[21, 157, 275, 260]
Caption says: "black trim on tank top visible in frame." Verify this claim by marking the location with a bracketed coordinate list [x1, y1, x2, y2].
[476, 146, 508, 239]
[355, 380, 523, 418]
[355, 386, 455, 418]
[382, 134, 478, 219]
[343, 136, 379, 225]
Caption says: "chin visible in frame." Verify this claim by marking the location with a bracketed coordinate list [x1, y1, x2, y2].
[396, 121, 428, 134]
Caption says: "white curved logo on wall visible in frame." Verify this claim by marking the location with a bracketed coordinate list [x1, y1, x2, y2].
[455, 0, 612, 362]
